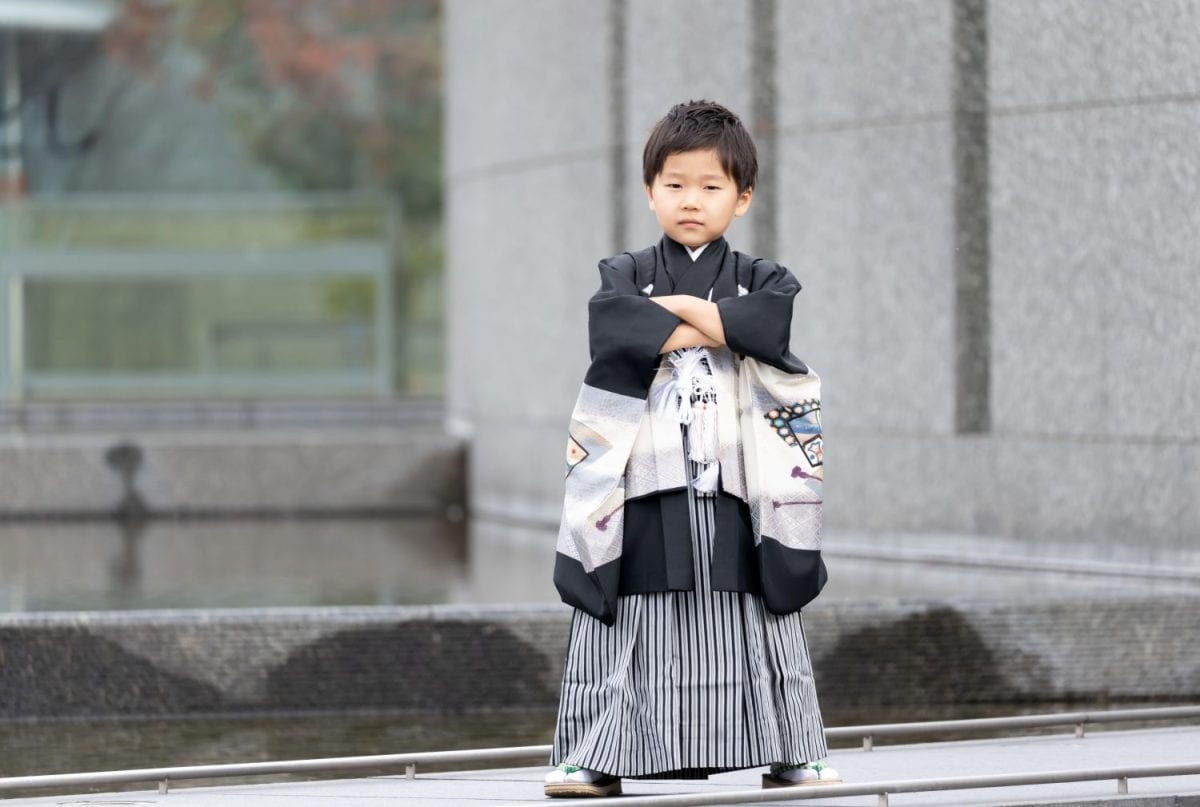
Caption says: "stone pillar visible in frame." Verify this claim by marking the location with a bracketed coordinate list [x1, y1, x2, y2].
[445, 0, 619, 601]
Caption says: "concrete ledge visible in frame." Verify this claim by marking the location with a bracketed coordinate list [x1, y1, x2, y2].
[0, 427, 464, 517]
[1, 596, 1197, 721]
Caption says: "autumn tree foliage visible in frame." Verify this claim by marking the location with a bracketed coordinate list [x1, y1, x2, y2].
[104, 0, 442, 221]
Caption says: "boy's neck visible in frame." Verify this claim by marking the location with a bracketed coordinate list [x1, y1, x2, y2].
[685, 241, 709, 262]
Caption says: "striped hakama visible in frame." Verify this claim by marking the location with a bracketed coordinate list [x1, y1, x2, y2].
[550, 419, 829, 779]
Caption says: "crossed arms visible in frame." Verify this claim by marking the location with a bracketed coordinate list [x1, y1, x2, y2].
[651, 295, 726, 353]
[587, 257, 807, 377]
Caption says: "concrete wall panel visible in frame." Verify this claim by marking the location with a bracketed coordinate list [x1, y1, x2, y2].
[991, 100, 1200, 440]
[447, 159, 609, 422]
[445, 0, 611, 177]
[624, 0, 753, 137]
[990, 1, 1200, 109]
[992, 437, 1200, 553]
[778, 121, 956, 435]
[777, 0, 953, 128]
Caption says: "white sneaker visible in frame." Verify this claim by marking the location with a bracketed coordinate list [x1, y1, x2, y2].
[762, 760, 842, 787]
[544, 764, 622, 797]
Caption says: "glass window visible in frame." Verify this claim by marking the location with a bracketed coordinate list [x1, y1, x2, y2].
[0, 0, 442, 399]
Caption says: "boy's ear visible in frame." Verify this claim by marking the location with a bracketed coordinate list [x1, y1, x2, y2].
[645, 184, 655, 210]
[734, 186, 753, 217]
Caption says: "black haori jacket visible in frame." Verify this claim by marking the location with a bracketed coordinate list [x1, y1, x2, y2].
[554, 235, 827, 626]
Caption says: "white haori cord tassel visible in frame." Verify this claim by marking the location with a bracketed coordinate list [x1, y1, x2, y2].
[653, 346, 721, 495]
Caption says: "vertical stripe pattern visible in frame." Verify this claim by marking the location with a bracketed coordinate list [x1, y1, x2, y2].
[550, 417, 829, 778]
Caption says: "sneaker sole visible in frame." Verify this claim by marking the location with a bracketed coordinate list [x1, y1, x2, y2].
[762, 773, 843, 788]
[544, 779, 622, 798]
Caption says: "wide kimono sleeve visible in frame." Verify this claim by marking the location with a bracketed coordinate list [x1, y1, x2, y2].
[553, 256, 680, 625]
[715, 260, 809, 375]
[583, 257, 683, 396]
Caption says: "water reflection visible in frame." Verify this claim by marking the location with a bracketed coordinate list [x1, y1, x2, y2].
[463, 519, 1200, 606]
[0, 517, 466, 612]
[4, 514, 1198, 613]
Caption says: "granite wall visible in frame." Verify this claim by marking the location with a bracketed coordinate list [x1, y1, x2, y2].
[445, 2, 1200, 578]
[1, 597, 1196, 720]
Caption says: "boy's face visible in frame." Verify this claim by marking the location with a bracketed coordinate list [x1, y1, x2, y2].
[645, 148, 752, 249]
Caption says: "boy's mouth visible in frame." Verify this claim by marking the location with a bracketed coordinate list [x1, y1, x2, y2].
[679, 220, 703, 227]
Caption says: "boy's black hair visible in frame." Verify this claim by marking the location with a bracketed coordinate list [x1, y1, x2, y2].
[642, 100, 758, 193]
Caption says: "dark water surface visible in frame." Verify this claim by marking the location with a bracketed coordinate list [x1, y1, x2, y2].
[0, 710, 555, 800]
[0, 517, 467, 612]
[5, 517, 1197, 613]
[0, 710, 557, 778]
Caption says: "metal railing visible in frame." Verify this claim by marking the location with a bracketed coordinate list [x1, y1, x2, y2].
[0, 704, 1197, 796]
[588, 762, 1200, 806]
[826, 704, 1200, 751]
[0, 745, 547, 795]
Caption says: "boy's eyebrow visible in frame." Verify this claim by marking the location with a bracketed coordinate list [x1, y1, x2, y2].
[661, 171, 730, 181]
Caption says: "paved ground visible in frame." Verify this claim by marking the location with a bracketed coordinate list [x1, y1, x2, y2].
[5, 725, 1200, 806]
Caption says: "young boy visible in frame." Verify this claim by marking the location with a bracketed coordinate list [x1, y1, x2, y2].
[546, 100, 838, 798]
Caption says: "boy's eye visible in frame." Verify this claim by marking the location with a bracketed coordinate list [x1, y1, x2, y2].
[704, 185, 721, 191]
[665, 183, 682, 189]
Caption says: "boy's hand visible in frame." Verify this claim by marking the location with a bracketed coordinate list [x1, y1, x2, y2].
[649, 295, 726, 346]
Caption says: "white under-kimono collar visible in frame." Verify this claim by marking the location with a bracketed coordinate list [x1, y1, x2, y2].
[684, 241, 714, 299]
